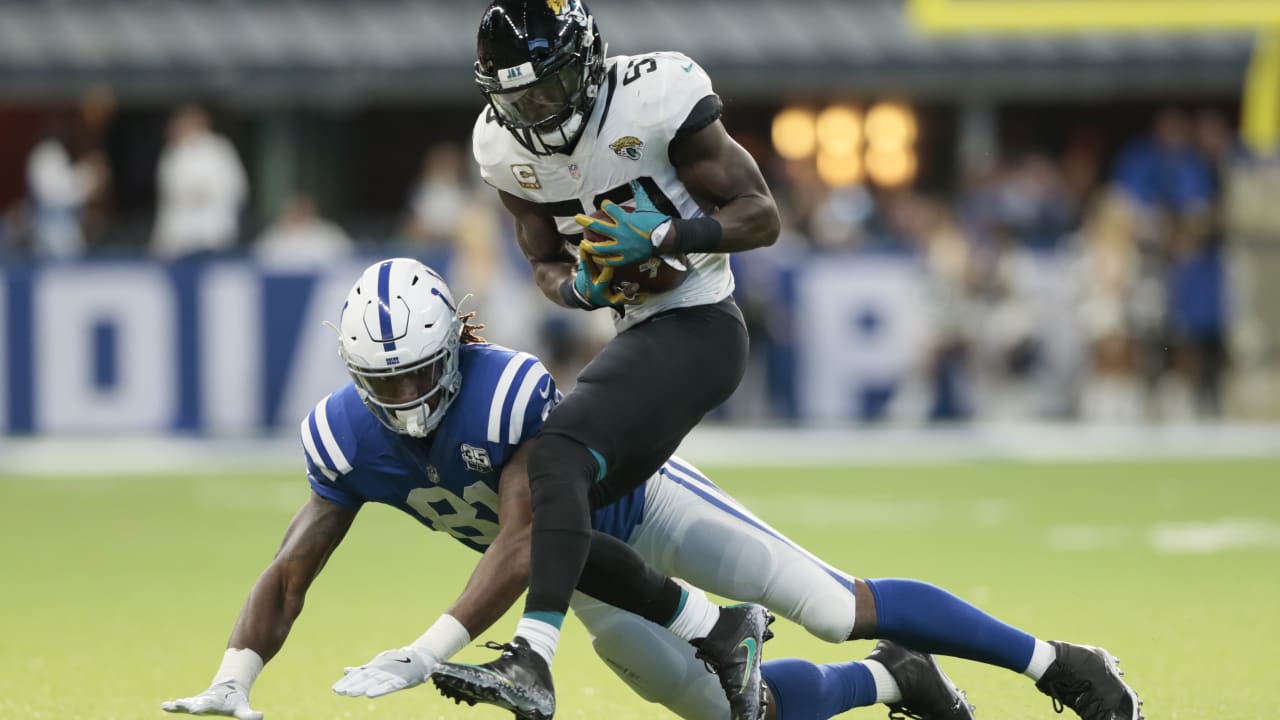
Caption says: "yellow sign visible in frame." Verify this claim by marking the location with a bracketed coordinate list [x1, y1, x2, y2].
[546, 0, 567, 15]
[909, 0, 1280, 33]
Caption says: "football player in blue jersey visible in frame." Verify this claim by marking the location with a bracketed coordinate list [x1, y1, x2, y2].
[162, 259, 1141, 720]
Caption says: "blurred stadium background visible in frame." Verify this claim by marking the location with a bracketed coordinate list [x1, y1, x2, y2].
[2, 1, 1279, 719]
[4, 0, 1280, 438]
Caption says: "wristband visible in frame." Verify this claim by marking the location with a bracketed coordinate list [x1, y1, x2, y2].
[670, 217, 723, 254]
[558, 277, 594, 310]
[212, 647, 264, 689]
[410, 614, 472, 663]
[650, 219, 673, 249]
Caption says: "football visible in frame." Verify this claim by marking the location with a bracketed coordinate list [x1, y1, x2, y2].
[582, 206, 689, 299]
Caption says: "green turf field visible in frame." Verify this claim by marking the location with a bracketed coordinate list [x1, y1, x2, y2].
[2, 459, 1277, 720]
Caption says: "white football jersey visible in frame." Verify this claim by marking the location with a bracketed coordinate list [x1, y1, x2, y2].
[472, 51, 734, 330]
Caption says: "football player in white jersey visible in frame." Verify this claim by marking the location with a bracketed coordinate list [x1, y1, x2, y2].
[460, 1, 784, 716]
[160, 260, 1140, 720]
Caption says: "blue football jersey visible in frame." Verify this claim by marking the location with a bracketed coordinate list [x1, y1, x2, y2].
[300, 343, 645, 553]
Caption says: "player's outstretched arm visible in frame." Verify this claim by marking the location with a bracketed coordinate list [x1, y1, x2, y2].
[163, 492, 357, 719]
[661, 119, 781, 255]
[334, 443, 534, 699]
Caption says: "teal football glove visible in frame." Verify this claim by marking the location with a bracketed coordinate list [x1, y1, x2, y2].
[575, 180, 669, 268]
[573, 254, 646, 309]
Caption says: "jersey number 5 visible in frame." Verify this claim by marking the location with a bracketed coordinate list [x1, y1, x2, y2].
[622, 57, 658, 86]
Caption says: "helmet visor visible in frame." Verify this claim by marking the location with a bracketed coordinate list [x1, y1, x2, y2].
[352, 348, 450, 409]
[488, 61, 583, 130]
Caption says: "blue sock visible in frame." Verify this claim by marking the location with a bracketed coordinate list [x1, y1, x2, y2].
[866, 577, 1035, 672]
[761, 658, 877, 720]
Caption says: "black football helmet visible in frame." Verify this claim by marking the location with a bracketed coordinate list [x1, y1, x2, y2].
[475, 0, 606, 155]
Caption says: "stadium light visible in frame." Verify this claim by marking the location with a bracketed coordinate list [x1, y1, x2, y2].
[816, 105, 862, 156]
[865, 103, 917, 148]
[775, 102, 919, 188]
[866, 150, 918, 188]
[772, 108, 818, 160]
[816, 149, 864, 187]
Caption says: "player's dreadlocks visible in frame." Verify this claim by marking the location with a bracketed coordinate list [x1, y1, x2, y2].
[460, 311, 486, 345]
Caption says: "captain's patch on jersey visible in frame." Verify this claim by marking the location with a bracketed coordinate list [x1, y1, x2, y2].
[511, 164, 541, 189]
[460, 444, 493, 473]
[609, 136, 644, 161]
[427, 465, 441, 484]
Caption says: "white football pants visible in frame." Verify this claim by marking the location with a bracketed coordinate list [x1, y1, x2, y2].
[569, 457, 860, 720]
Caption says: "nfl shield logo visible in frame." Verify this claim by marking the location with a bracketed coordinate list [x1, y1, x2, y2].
[568, 163, 581, 179]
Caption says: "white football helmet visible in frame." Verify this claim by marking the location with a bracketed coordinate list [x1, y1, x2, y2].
[337, 258, 463, 437]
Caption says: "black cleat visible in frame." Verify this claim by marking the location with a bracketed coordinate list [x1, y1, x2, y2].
[431, 639, 556, 720]
[867, 640, 974, 720]
[1036, 641, 1143, 720]
[692, 603, 775, 720]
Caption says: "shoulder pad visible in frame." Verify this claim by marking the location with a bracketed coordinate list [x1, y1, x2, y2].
[472, 106, 532, 196]
[615, 52, 718, 143]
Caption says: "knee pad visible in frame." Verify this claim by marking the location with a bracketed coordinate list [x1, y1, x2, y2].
[675, 514, 856, 643]
[676, 514, 777, 600]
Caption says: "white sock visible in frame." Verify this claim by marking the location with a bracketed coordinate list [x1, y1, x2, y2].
[1023, 639, 1057, 681]
[665, 587, 721, 642]
[863, 659, 902, 703]
[211, 648, 264, 689]
[515, 616, 562, 667]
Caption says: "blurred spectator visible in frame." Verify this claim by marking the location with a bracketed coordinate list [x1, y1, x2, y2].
[960, 154, 1077, 253]
[807, 185, 873, 251]
[151, 105, 247, 260]
[917, 196, 977, 420]
[1114, 108, 1213, 216]
[24, 120, 107, 259]
[1109, 108, 1221, 419]
[253, 194, 354, 270]
[732, 228, 809, 420]
[78, 85, 119, 245]
[1171, 108, 1239, 417]
[1076, 190, 1143, 421]
[401, 143, 470, 249]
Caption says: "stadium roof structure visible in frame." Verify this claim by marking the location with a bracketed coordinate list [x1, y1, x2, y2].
[0, 0, 1254, 104]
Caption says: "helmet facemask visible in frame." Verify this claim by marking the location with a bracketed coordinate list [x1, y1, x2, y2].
[343, 316, 463, 438]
